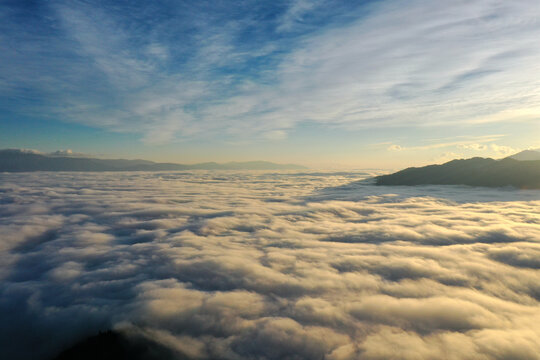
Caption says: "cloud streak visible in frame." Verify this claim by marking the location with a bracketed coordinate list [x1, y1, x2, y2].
[1, 171, 540, 359]
[1, 0, 540, 144]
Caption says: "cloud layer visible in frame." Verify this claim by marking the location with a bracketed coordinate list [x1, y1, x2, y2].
[1, 171, 540, 359]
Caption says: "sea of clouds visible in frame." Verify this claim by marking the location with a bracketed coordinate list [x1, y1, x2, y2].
[1, 171, 540, 360]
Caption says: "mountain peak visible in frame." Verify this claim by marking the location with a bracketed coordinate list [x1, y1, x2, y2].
[376, 157, 540, 189]
[508, 149, 540, 161]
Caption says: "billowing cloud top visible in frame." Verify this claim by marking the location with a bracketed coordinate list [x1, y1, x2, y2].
[1, 171, 540, 359]
[1, 0, 540, 147]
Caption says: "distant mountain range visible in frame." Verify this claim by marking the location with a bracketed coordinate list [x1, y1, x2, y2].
[0, 149, 307, 172]
[376, 155, 540, 189]
[508, 149, 540, 161]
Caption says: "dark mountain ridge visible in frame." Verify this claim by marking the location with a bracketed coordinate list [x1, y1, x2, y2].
[50, 330, 186, 360]
[0, 150, 307, 172]
[376, 157, 540, 189]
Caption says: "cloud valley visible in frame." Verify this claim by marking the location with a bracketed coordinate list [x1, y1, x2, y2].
[1, 171, 540, 359]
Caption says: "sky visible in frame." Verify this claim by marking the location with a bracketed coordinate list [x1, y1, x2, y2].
[1, 0, 539, 168]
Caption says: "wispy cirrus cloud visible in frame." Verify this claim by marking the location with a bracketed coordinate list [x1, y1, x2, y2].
[1, 0, 539, 145]
[386, 134, 517, 159]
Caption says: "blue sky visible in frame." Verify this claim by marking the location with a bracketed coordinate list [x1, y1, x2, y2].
[1, 0, 539, 168]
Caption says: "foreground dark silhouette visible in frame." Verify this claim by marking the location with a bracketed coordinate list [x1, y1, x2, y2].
[51, 330, 183, 360]
[376, 157, 540, 189]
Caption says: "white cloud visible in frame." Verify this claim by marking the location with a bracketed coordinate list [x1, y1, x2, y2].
[51, 149, 73, 156]
[1, 171, 540, 359]
[457, 142, 519, 157]
[436, 151, 462, 162]
[216, 0, 540, 135]
[263, 130, 288, 141]
[277, 0, 322, 33]
[3, 0, 540, 144]
[1, 148, 43, 155]
[458, 143, 488, 151]
[490, 143, 518, 157]
[385, 136, 502, 154]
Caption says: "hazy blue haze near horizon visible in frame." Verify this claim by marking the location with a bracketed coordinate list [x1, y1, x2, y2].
[1, 170, 540, 359]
